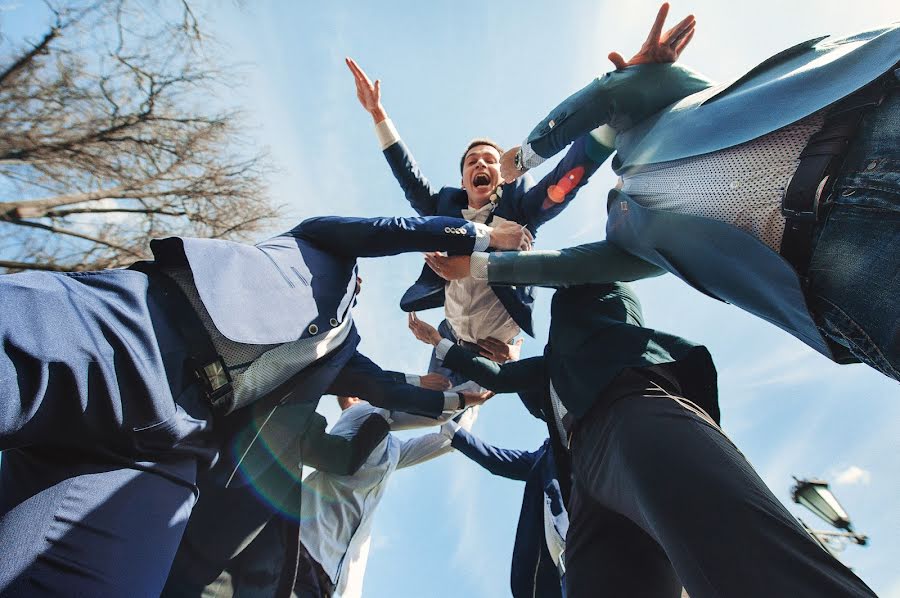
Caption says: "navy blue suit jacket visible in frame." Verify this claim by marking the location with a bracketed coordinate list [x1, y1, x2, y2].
[384, 135, 609, 336]
[451, 430, 566, 598]
[149, 215, 487, 485]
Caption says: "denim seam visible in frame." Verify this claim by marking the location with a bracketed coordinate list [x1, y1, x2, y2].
[815, 295, 900, 379]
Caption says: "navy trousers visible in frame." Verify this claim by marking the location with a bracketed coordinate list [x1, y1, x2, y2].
[0, 269, 214, 597]
[565, 374, 876, 598]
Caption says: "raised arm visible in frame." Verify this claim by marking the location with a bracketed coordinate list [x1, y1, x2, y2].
[346, 57, 440, 215]
[500, 3, 710, 180]
[424, 240, 666, 289]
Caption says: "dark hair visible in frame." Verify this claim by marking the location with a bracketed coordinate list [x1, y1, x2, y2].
[459, 138, 505, 173]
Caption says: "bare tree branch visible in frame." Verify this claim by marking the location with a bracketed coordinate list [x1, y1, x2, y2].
[0, 0, 276, 273]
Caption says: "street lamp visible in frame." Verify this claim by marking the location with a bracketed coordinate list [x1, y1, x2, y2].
[791, 477, 868, 553]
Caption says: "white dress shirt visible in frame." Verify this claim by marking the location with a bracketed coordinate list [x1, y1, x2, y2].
[298, 401, 476, 598]
[375, 118, 520, 346]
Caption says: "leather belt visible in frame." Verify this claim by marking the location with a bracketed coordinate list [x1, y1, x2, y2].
[780, 76, 891, 283]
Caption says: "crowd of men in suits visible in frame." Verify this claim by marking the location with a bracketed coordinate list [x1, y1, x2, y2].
[0, 3, 897, 597]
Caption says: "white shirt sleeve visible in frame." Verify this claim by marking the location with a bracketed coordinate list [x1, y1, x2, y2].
[397, 405, 479, 469]
[434, 338, 455, 361]
[374, 118, 401, 150]
[472, 223, 491, 252]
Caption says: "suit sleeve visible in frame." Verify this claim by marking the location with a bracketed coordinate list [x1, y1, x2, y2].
[298, 412, 389, 476]
[450, 428, 540, 481]
[484, 240, 666, 288]
[523, 63, 715, 162]
[515, 133, 611, 230]
[327, 351, 446, 418]
[383, 139, 442, 216]
[289, 215, 489, 258]
[441, 347, 546, 394]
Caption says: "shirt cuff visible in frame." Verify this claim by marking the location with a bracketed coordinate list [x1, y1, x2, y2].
[405, 374, 421, 387]
[435, 338, 455, 361]
[375, 118, 401, 150]
[441, 419, 461, 438]
[442, 392, 461, 411]
[519, 141, 546, 170]
[469, 252, 489, 280]
[472, 223, 491, 252]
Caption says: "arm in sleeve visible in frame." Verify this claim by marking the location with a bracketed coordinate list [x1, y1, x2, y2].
[516, 133, 613, 230]
[441, 347, 546, 395]
[481, 240, 666, 288]
[396, 404, 479, 469]
[450, 427, 540, 481]
[523, 63, 715, 163]
[289, 215, 490, 258]
[298, 411, 390, 476]
[327, 351, 446, 419]
[381, 132, 442, 216]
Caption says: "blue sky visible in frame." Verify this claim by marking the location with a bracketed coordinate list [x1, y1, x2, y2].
[5, 1, 900, 596]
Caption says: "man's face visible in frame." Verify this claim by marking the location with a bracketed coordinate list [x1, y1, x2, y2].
[461, 144, 501, 206]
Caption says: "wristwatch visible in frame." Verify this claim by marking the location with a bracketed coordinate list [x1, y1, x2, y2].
[457, 392, 466, 410]
[513, 147, 524, 172]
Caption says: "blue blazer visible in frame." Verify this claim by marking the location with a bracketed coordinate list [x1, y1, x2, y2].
[384, 134, 609, 336]
[451, 431, 566, 598]
[520, 25, 900, 360]
[149, 215, 488, 484]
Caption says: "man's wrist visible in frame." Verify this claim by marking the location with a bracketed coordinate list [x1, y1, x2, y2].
[472, 223, 491, 252]
[370, 105, 388, 124]
[434, 338, 454, 361]
[442, 391, 463, 412]
[374, 117, 400, 150]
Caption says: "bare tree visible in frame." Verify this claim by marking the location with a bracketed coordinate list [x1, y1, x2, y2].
[0, 0, 277, 272]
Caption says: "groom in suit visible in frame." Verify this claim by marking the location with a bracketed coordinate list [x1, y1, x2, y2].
[0, 214, 525, 596]
[429, 4, 900, 380]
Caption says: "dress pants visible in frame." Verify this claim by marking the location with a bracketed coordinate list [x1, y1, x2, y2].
[565, 373, 876, 598]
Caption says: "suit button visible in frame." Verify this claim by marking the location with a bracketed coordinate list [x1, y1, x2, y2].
[330, 318, 339, 327]
[308, 324, 318, 335]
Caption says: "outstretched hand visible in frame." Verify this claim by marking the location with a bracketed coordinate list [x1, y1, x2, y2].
[345, 57, 387, 123]
[408, 312, 443, 346]
[608, 3, 695, 70]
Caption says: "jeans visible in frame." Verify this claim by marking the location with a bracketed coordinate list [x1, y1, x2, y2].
[808, 86, 900, 381]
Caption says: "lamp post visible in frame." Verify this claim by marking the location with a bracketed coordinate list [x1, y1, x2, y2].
[791, 477, 868, 555]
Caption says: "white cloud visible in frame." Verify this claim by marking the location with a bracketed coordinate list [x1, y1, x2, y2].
[834, 465, 872, 486]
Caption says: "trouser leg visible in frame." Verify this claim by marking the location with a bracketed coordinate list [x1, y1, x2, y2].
[571, 393, 877, 598]
[0, 447, 198, 598]
[565, 476, 681, 597]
